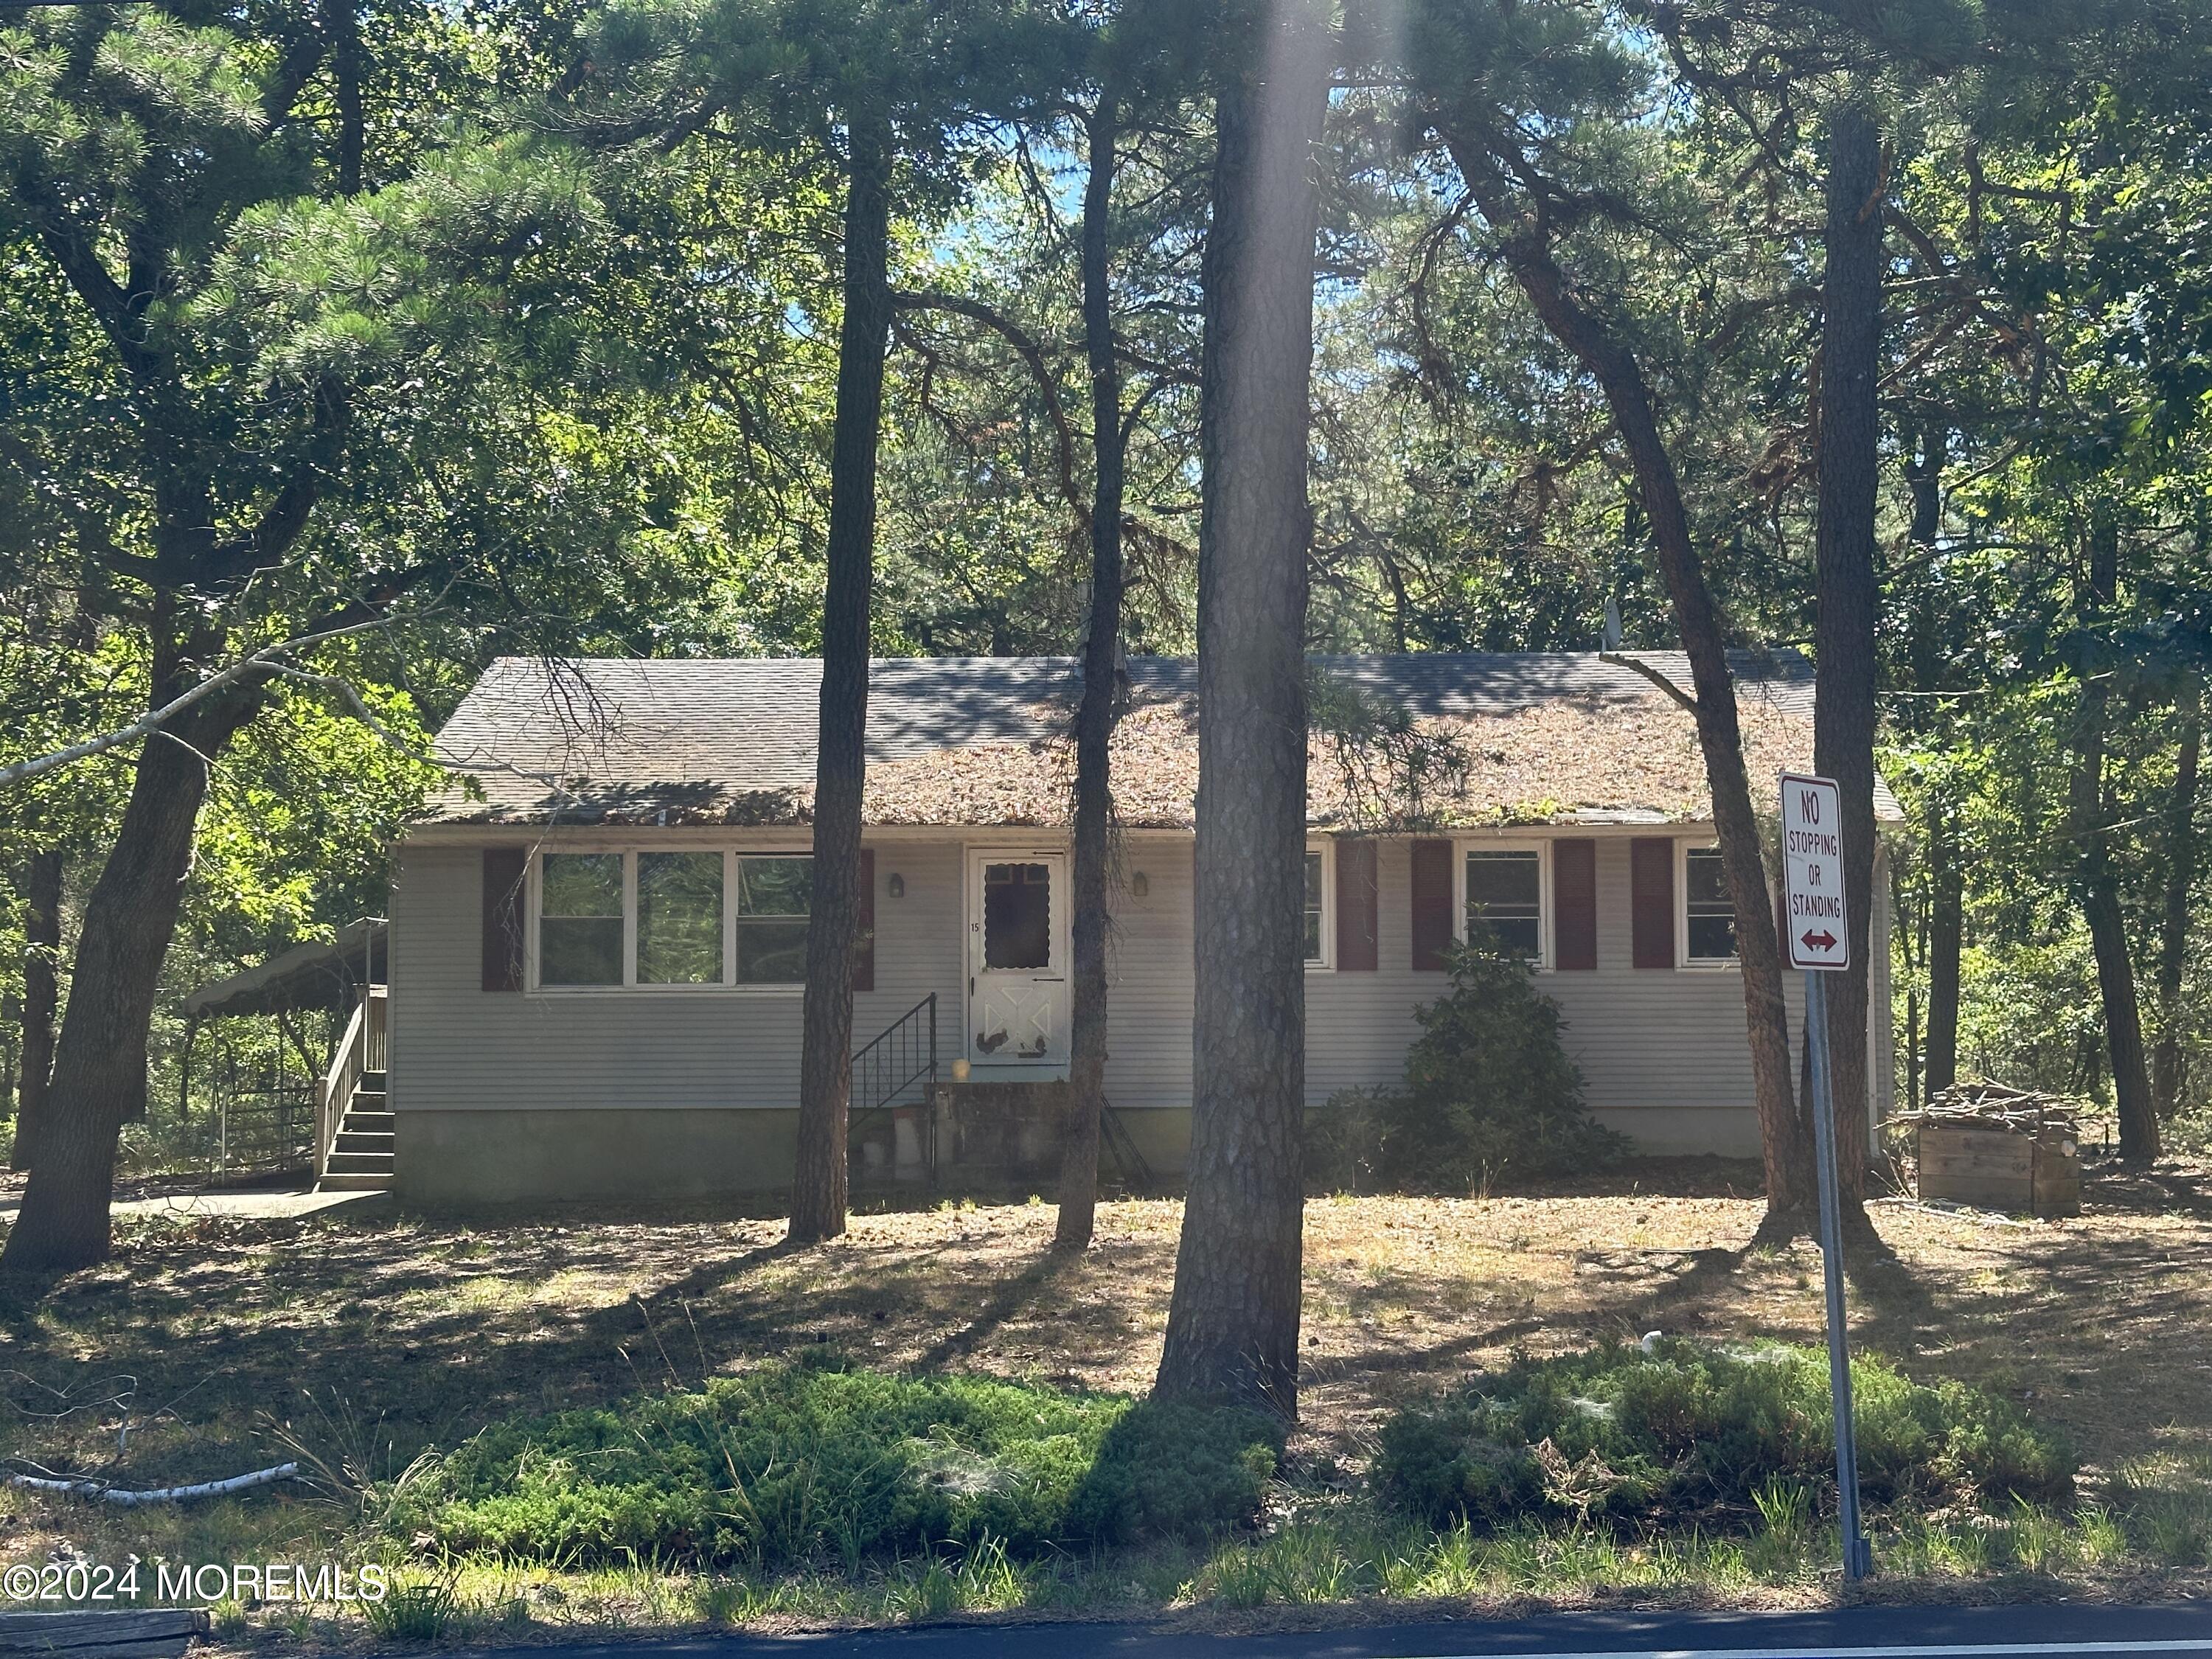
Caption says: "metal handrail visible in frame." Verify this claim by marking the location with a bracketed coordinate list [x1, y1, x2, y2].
[850, 992, 937, 1119]
[849, 993, 938, 1183]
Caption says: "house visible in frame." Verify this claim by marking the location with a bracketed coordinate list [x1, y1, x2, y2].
[365, 651, 1899, 1203]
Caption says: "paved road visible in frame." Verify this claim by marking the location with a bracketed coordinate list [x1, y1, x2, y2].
[452, 1601, 2212, 1659]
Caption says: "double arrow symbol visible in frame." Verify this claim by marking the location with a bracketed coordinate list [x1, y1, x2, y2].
[1801, 928, 1838, 953]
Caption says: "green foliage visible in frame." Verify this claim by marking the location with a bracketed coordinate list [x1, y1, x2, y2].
[364, 1578, 459, 1641]
[1310, 937, 1627, 1192]
[1374, 1339, 2076, 1531]
[408, 1357, 1279, 1569]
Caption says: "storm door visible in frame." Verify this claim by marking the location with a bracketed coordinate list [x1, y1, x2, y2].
[966, 853, 1068, 1068]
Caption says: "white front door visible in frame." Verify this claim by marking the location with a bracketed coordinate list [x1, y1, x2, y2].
[967, 852, 1068, 1068]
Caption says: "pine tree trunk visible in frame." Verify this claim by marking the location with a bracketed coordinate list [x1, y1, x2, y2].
[2, 684, 253, 1271]
[2153, 674, 2199, 1119]
[1923, 801, 1963, 1096]
[1153, 2, 1331, 1416]
[10, 851, 63, 1172]
[1057, 94, 1126, 1255]
[2072, 516, 2157, 1162]
[790, 116, 893, 1245]
[1811, 105, 1884, 1203]
[1905, 420, 1959, 1100]
[1440, 139, 1815, 1228]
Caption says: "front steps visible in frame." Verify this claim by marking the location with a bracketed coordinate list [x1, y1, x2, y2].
[318, 1073, 394, 1191]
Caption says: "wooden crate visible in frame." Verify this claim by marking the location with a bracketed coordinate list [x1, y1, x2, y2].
[1917, 1123, 2081, 1217]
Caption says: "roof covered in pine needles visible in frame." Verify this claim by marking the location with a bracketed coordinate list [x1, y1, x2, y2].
[419, 651, 1903, 831]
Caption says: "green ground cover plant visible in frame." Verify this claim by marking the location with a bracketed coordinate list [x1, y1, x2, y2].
[406, 1354, 1281, 1569]
[1375, 1338, 2076, 1530]
[2, 1186, 2206, 1644]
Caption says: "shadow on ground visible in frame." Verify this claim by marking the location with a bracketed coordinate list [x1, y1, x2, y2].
[0, 1160, 2203, 1497]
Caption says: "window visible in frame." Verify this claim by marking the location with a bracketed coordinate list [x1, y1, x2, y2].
[532, 849, 813, 990]
[735, 856, 812, 984]
[1464, 847, 1543, 960]
[981, 861, 1053, 970]
[1683, 844, 1738, 964]
[639, 852, 723, 984]
[1304, 849, 1327, 965]
[540, 854, 623, 985]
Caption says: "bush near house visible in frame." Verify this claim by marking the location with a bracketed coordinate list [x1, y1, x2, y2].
[406, 1354, 1281, 1569]
[1311, 936, 1630, 1192]
[1375, 1338, 2076, 1531]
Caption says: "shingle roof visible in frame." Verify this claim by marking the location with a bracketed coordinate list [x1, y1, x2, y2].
[422, 650, 1899, 830]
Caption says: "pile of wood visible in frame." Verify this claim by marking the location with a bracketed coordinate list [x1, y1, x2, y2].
[1902, 1079, 2083, 1137]
[1896, 1079, 2084, 1219]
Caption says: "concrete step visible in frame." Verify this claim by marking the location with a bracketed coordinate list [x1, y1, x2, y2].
[333, 1130, 394, 1155]
[316, 1173, 392, 1192]
[323, 1150, 392, 1176]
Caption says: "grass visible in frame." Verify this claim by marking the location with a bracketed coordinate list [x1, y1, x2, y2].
[411, 1361, 1280, 1566]
[1373, 1339, 2074, 1528]
[0, 1158, 2208, 1645]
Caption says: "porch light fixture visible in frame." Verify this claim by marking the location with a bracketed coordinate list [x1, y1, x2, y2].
[888, 872, 905, 898]
[1130, 871, 1150, 897]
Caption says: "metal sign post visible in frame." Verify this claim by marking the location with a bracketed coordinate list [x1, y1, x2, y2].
[1781, 771, 1874, 1582]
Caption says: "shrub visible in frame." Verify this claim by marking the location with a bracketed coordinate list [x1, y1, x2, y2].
[1374, 1338, 2075, 1531]
[406, 1355, 1279, 1570]
[1309, 936, 1629, 1192]
[1065, 1400, 1284, 1541]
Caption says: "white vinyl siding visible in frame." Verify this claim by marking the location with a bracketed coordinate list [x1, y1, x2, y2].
[390, 841, 959, 1113]
[390, 828, 1845, 1158]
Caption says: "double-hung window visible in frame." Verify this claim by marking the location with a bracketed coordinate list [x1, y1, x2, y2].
[533, 849, 811, 989]
[539, 854, 625, 986]
[1462, 844, 1545, 963]
[735, 857, 813, 984]
[1681, 843, 1738, 966]
[1303, 844, 1332, 968]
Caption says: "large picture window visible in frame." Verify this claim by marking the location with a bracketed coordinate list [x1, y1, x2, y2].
[1683, 844, 1738, 965]
[532, 849, 812, 990]
[639, 852, 723, 984]
[1464, 846, 1543, 961]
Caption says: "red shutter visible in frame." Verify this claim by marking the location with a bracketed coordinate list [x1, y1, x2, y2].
[852, 847, 875, 992]
[1630, 838, 1676, 969]
[481, 846, 526, 992]
[1410, 839, 1454, 971]
[1335, 839, 1378, 971]
[1554, 838, 1598, 970]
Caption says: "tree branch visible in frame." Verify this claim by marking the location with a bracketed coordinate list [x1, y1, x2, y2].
[891, 288, 1085, 521]
[1601, 652, 1701, 714]
[0, 617, 394, 789]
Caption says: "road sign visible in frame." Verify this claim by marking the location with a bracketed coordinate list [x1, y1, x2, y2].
[1780, 771, 1848, 972]
[1780, 769, 1873, 1581]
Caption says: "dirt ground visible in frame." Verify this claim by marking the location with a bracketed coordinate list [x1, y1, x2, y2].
[0, 1155, 2204, 1504]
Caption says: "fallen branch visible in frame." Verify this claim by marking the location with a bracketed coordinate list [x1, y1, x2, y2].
[1599, 651, 1700, 715]
[9, 1461, 299, 1506]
